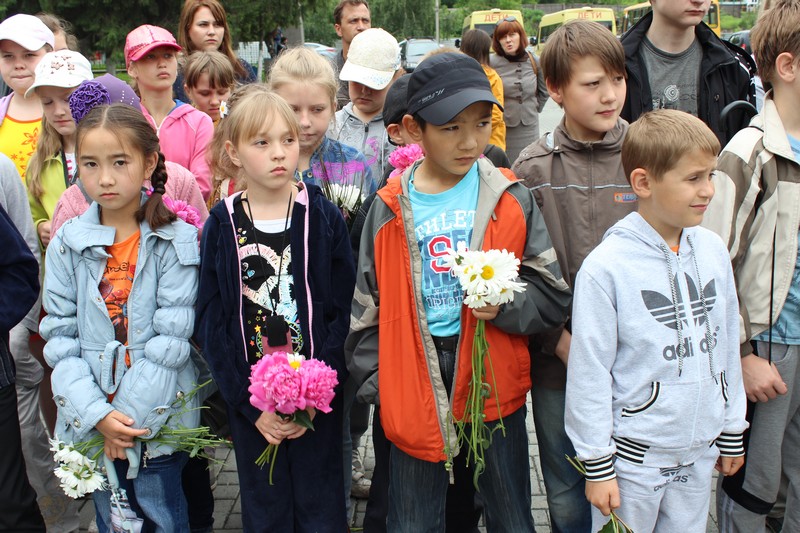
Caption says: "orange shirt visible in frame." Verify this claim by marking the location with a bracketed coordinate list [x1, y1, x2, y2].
[101, 231, 140, 401]
[100, 231, 140, 366]
[0, 115, 41, 179]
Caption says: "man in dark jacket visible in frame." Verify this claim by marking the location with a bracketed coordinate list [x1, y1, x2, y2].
[0, 204, 45, 531]
[621, 3, 755, 146]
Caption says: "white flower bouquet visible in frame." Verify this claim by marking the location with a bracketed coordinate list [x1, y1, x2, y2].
[443, 243, 526, 487]
[321, 180, 367, 229]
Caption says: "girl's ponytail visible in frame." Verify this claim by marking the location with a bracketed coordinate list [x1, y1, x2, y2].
[136, 152, 177, 230]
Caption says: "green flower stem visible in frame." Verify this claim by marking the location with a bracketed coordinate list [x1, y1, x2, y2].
[255, 443, 280, 484]
[253, 410, 316, 485]
[454, 319, 506, 490]
[565, 455, 635, 532]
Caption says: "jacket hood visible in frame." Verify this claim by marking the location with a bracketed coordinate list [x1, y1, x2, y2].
[754, 93, 796, 162]
[339, 101, 385, 125]
[518, 117, 628, 161]
[58, 192, 197, 260]
[164, 102, 197, 120]
[605, 211, 687, 254]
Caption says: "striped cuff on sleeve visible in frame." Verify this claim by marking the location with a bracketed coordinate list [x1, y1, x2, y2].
[716, 432, 745, 457]
[583, 455, 616, 482]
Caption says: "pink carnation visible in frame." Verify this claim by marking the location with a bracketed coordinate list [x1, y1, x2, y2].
[248, 352, 307, 414]
[388, 143, 424, 178]
[299, 359, 338, 413]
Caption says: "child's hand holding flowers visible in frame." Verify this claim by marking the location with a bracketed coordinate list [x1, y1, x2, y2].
[255, 408, 317, 444]
[95, 410, 149, 460]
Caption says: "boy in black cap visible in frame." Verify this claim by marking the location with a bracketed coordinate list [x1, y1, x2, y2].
[346, 52, 570, 531]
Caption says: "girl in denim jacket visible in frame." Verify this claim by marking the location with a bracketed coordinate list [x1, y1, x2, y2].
[40, 104, 200, 533]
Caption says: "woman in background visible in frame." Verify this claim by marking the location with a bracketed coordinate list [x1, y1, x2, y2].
[490, 16, 548, 163]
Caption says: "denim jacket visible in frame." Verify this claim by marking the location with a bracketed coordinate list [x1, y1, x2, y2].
[40, 195, 201, 473]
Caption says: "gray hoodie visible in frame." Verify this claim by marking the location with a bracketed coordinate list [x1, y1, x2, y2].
[328, 102, 395, 180]
[565, 212, 747, 481]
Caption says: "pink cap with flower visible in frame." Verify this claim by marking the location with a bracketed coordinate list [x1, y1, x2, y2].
[124, 25, 181, 67]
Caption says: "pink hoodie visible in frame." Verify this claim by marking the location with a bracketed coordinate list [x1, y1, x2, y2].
[50, 161, 208, 237]
[142, 103, 214, 201]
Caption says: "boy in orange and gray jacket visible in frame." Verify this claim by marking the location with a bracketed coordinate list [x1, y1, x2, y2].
[345, 52, 570, 530]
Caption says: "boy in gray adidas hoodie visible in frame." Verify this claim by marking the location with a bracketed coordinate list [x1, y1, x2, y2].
[566, 109, 748, 532]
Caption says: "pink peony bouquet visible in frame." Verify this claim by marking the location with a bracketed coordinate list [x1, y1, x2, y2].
[248, 351, 338, 483]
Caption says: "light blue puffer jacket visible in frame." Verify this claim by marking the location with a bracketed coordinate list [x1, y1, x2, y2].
[40, 196, 201, 475]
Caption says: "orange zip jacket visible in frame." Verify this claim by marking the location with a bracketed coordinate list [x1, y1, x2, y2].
[346, 158, 570, 463]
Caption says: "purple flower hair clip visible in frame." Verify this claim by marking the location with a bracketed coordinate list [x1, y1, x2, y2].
[68, 80, 111, 125]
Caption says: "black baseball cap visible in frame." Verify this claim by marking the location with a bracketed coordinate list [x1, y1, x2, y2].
[382, 73, 411, 129]
[407, 52, 502, 126]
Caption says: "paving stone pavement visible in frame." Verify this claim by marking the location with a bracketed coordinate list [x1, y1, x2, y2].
[77, 397, 720, 532]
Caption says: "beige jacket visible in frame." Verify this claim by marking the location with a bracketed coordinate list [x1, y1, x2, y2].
[703, 94, 800, 355]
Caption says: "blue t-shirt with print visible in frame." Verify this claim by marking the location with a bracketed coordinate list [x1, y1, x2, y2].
[755, 133, 800, 345]
[408, 162, 479, 337]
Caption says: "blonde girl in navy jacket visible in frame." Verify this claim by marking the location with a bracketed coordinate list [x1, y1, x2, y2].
[196, 91, 355, 532]
[41, 105, 200, 533]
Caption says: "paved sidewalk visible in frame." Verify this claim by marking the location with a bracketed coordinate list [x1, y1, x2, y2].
[77, 398, 720, 532]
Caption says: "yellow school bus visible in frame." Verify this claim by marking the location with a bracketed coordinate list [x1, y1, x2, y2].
[620, 1, 721, 36]
[463, 8, 523, 38]
[536, 7, 616, 54]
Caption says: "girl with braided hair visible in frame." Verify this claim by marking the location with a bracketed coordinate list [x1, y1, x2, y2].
[40, 103, 201, 532]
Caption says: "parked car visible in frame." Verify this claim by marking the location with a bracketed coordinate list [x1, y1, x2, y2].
[726, 30, 751, 56]
[399, 38, 440, 72]
[304, 42, 337, 59]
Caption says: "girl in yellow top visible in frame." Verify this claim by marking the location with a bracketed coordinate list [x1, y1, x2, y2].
[0, 15, 54, 179]
[25, 50, 93, 248]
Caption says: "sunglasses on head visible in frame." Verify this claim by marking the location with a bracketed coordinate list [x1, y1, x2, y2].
[498, 16, 517, 24]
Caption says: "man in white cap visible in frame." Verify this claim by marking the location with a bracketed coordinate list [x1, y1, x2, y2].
[328, 27, 400, 180]
[0, 14, 55, 179]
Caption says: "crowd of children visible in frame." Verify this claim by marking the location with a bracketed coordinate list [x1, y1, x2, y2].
[1, 0, 798, 532]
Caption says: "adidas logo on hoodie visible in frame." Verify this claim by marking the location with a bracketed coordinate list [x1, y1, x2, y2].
[641, 274, 719, 362]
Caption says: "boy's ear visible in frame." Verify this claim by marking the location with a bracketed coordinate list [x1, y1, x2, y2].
[775, 52, 798, 83]
[545, 78, 563, 105]
[629, 168, 651, 198]
[386, 123, 403, 145]
[225, 140, 241, 168]
[402, 114, 424, 144]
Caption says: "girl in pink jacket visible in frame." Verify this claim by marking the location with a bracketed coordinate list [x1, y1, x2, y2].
[124, 25, 214, 200]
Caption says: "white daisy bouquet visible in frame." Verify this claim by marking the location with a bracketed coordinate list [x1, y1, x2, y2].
[321, 180, 367, 229]
[50, 437, 107, 498]
[49, 380, 229, 498]
[443, 243, 526, 487]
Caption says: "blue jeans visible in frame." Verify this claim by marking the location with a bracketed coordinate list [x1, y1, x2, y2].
[387, 405, 534, 533]
[94, 450, 189, 533]
[530, 385, 591, 533]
